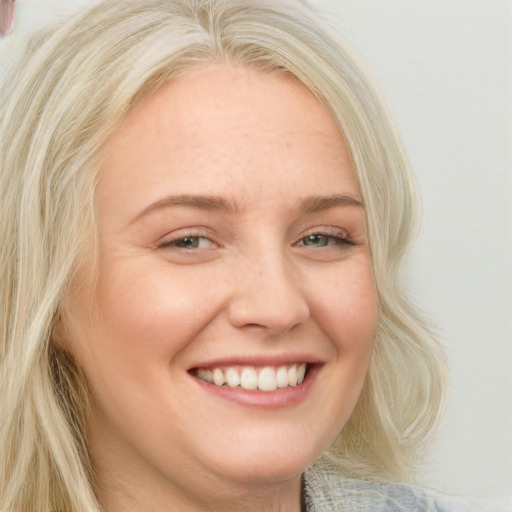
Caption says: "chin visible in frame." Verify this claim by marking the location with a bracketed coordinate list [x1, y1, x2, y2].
[198, 435, 326, 486]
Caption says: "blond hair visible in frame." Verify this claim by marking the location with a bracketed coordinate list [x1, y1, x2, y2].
[0, 1, 448, 510]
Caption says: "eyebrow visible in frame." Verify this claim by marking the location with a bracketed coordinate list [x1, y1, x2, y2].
[130, 193, 362, 225]
[299, 194, 363, 212]
[130, 194, 238, 224]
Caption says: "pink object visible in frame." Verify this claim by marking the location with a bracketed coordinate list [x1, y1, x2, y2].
[0, 0, 15, 37]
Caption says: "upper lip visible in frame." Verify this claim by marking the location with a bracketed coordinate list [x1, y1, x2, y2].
[188, 354, 324, 370]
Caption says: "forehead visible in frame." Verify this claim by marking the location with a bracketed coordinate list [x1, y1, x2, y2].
[98, 65, 358, 216]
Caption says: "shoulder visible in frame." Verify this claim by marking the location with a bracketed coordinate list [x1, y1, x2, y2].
[304, 458, 512, 512]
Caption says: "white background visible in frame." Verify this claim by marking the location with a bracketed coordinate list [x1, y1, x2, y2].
[1, 0, 511, 499]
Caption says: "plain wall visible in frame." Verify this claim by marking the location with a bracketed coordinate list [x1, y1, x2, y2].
[1, 0, 511, 498]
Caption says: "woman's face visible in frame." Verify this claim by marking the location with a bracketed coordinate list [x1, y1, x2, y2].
[63, 66, 377, 508]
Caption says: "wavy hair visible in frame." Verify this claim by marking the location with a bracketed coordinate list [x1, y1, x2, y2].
[0, 0, 448, 510]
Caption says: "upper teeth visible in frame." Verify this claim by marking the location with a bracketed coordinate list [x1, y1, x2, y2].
[196, 364, 307, 391]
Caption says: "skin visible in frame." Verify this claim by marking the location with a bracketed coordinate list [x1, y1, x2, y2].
[61, 65, 378, 512]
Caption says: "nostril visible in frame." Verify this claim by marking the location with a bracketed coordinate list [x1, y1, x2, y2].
[0, 0, 15, 37]
[227, 290, 310, 335]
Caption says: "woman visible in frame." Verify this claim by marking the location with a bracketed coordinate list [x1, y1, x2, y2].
[0, 1, 451, 510]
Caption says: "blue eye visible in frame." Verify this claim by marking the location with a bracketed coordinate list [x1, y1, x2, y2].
[299, 233, 351, 248]
[161, 236, 214, 250]
[173, 236, 201, 249]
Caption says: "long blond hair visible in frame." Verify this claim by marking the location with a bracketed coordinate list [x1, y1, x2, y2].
[0, 1, 448, 510]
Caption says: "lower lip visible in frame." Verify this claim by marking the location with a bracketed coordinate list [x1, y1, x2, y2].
[190, 366, 319, 410]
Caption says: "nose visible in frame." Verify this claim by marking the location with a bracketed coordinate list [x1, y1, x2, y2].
[227, 251, 310, 336]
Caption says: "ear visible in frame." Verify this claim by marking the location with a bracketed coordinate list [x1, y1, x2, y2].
[50, 301, 77, 351]
[51, 312, 68, 349]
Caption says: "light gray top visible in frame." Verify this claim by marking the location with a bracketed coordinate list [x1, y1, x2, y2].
[304, 458, 512, 512]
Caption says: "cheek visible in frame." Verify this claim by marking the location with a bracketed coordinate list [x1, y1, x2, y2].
[311, 257, 377, 419]
[292, 258, 377, 446]
[90, 259, 223, 362]
[308, 257, 378, 352]
[65, 260, 225, 436]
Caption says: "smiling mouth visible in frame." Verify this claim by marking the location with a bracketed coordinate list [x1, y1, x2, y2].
[191, 363, 309, 392]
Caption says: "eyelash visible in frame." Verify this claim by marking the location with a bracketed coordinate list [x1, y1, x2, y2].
[157, 228, 353, 251]
[157, 231, 215, 250]
[295, 229, 353, 249]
